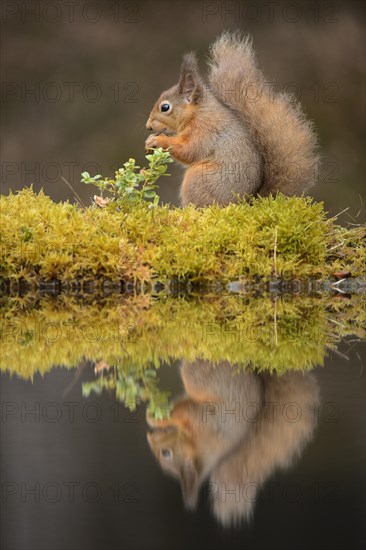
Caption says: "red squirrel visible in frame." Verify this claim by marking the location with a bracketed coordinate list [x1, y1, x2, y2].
[146, 32, 319, 207]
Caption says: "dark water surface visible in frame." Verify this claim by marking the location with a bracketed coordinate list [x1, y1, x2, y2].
[1, 294, 365, 550]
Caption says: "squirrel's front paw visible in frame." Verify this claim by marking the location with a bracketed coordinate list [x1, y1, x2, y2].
[145, 134, 160, 151]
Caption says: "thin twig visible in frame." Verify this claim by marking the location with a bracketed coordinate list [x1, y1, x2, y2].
[333, 286, 347, 294]
[326, 317, 346, 328]
[61, 176, 86, 208]
[332, 278, 347, 286]
[326, 346, 350, 361]
[327, 242, 343, 252]
[274, 226, 278, 278]
[327, 207, 350, 221]
[62, 359, 89, 397]
[273, 297, 278, 346]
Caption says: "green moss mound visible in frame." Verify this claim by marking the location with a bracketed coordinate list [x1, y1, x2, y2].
[1, 189, 365, 284]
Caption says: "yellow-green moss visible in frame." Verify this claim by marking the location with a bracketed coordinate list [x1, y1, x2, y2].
[1, 189, 365, 284]
[1, 292, 364, 380]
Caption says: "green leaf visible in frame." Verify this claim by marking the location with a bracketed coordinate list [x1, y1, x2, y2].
[143, 190, 156, 198]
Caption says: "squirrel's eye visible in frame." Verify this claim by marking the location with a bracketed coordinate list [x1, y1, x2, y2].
[160, 102, 171, 113]
[161, 448, 172, 459]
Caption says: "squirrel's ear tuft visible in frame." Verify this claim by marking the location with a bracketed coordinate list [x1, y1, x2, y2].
[178, 52, 202, 103]
[180, 456, 201, 510]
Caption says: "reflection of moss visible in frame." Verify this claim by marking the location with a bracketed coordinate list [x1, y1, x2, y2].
[1, 189, 365, 284]
[1, 293, 364, 379]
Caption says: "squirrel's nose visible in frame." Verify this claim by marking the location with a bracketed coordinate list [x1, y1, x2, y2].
[146, 125, 153, 131]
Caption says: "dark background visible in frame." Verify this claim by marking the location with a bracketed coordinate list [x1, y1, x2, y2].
[1, 0, 365, 222]
[1, 343, 365, 550]
[1, 4, 366, 549]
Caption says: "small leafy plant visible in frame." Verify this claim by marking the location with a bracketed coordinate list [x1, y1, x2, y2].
[82, 364, 172, 419]
[81, 148, 173, 207]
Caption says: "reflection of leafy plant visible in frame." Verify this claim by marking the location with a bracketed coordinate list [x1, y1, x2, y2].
[82, 364, 172, 419]
[81, 148, 173, 207]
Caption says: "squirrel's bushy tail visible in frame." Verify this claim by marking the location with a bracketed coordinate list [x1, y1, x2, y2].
[208, 32, 319, 195]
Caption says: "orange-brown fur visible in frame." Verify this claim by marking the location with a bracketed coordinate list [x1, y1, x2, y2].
[146, 32, 319, 206]
[147, 360, 319, 525]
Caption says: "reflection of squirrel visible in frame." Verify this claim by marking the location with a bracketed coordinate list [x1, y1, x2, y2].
[146, 32, 319, 207]
[147, 360, 319, 525]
